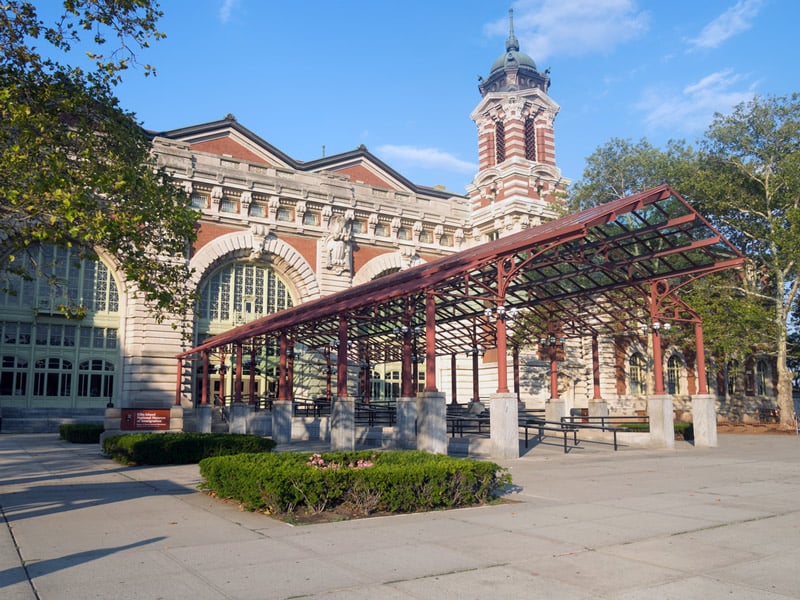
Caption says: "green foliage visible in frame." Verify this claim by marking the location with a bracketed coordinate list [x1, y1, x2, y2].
[59, 422, 103, 443]
[102, 432, 276, 465]
[199, 450, 511, 518]
[567, 137, 697, 211]
[0, 2, 198, 323]
[568, 95, 800, 427]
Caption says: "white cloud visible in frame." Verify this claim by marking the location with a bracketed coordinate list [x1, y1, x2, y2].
[375, 145, 478, 174]
[636, 69, 756, 133]
[689, 0, 764, 49]
[218, 0, 239, 24]
[485, 0, 650, 62]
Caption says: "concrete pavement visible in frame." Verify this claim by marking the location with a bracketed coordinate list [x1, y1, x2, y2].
[1, 432, 799, 599]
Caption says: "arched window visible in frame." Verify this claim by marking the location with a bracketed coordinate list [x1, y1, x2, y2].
[0, 356, 27, 396]
[629, 352, 647, 395]
[33, 358, 72, 397]
[726, 360, 741, 395]
[78, 359, 114, 398]
[495, 120, 506, 164]
[0, 244, 119, 314]
[755, 359, 769, 396]
[667, 355, 682, 394]
[0, 244, 120, 408]
[197, 261, 294, 326]
[524, 116, 537, 161]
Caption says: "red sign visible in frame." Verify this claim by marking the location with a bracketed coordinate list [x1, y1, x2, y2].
[121, 409, 170, 431]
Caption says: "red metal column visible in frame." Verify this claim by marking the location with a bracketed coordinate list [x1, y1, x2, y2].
[496, 311, 509, 393]
[423, 291, 438, 393]
[549, 346, 559, 400]
[652, 327, 665, 395]
[471, 350, 480, 402]
[201, 351, 209, 405]
[175, 358, 182, 406]
[513, 345, 520, 402]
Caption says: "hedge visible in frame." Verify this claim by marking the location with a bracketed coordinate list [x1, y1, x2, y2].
[59, 423, 104, 444]
[102, 432, 276, 465]
[199, 450, 511, 517]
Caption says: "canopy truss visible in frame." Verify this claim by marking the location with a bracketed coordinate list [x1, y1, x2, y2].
[178, 185, 744, 365]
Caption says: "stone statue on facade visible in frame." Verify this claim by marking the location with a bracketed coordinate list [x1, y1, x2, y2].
[322, 214, 351, 274]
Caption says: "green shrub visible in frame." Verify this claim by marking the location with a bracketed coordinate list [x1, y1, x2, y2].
[102, 432, 276, 465]
[199, 450, 511, 517]
[59, 423, 104, 444]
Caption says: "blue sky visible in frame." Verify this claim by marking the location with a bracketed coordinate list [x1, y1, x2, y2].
[98, 0, 797, 194]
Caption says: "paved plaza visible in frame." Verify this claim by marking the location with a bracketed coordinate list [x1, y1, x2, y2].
[1, 432, 799, 599]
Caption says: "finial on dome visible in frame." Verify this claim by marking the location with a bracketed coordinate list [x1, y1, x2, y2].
[506, 8, 520, 52]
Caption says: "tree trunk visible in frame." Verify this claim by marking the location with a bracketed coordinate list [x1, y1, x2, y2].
[775, 295, 795, 430]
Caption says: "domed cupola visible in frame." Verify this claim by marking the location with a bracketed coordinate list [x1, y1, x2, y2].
[479, 9, 550, 96]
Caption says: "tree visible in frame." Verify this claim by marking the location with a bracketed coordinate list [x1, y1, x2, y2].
[695, 94, 800, 428]
[567, 137, 696, 211]
[0, 1, 197, 323]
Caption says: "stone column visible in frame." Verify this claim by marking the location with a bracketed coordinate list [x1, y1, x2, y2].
[691, 394, 717, 448]
[229, 403, 251, 435]
[395, 397, 417, 449]
[331, 397, 355, 451]
[196, 404, 212, 433]
[588, 399, 609, 418]
[647, 394, 675, 449]
[271, 400, 292, 444]
[490, 392, 519, 459]
[416, 391, 447, 454]
[546, 398, 567, 422]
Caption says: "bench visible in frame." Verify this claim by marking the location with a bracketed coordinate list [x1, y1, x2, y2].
[519, 417, 621, 453]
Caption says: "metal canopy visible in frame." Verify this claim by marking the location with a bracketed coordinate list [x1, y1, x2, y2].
[178, 185, 744, 363]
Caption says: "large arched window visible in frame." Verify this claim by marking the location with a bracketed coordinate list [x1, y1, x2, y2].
[196, 261, 295, 405]
[197, 261, 293, 328]
[667, 355, 682, 394]
[0, 244, 120, 408]
[629, 352, 647, 396]
[0, 244, 119, 314]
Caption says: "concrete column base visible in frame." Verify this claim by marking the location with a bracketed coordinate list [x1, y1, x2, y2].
[272, 401, 292, 444]
[588, 400, 609, 418]
[196, 404, 212, 433]
[229, 403, 251, 434]
[395, 397, 417, 449]
[331, 397, 355, 451]
[545, 398, 567, 422]
[416, 392, 447, 455]
[647, 394, 675, 449]
[691, 394, 718, 448]
[490, 392, 519, 459]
